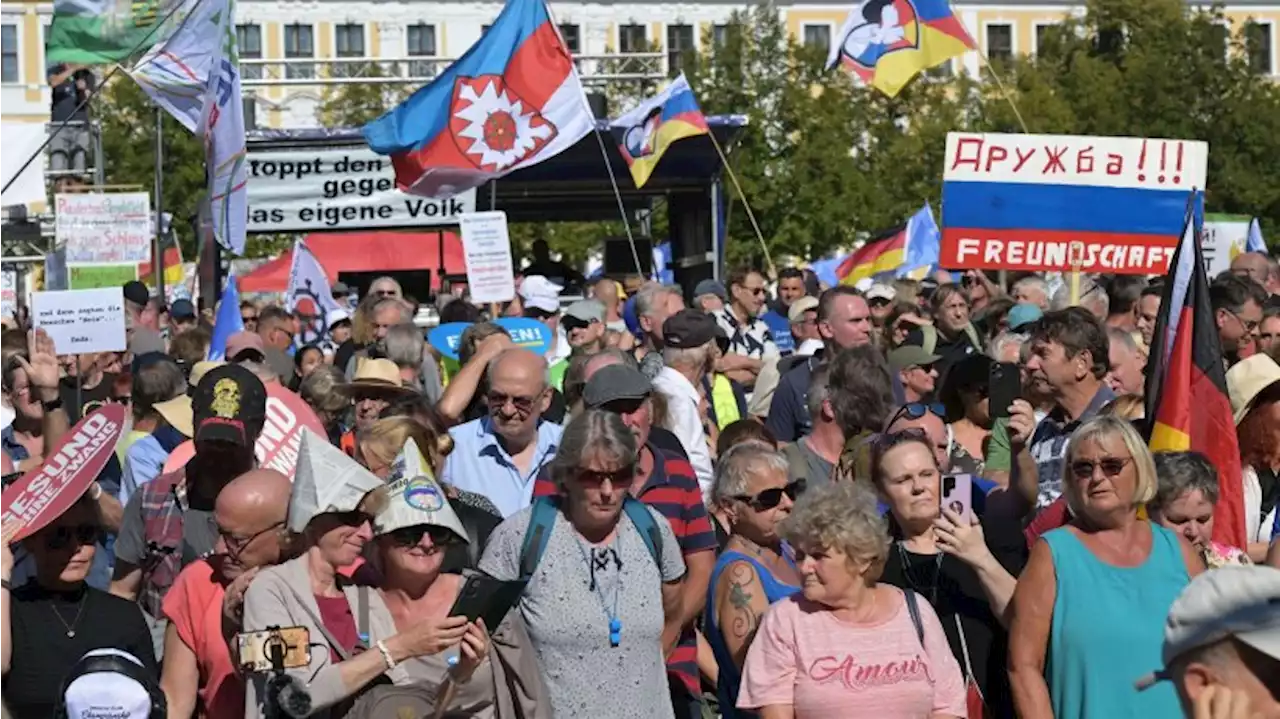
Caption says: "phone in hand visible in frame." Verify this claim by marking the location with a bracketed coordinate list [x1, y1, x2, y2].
[941, 473, 974, 525]
[448, 572, 527, 633]
[989, 361, 1022, 419]
[236, 626, 311, 673]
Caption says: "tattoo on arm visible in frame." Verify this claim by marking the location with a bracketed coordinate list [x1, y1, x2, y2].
[728, 563, 759, 640]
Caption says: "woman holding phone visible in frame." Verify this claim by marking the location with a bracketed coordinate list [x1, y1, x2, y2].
[872, 429, 1026, 718]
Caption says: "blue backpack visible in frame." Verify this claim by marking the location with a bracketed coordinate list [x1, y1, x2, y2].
[518, 495, 663, 580]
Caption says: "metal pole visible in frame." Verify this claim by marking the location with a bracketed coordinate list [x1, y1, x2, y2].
[153, 105, 165, 296]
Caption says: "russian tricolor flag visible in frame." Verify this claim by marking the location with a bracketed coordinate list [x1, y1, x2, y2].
[362, 0, 593, 198]
[609, 73, 709, 188]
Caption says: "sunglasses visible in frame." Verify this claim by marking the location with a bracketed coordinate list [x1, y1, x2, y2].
[331, 510, 375, 528]
[487, 391, 541, 414]
[562, 317, 593, 333]
[44, 524, 102, 550]
[869, 297, 892, 308]
[1069, 457, 1132, 479]
[388, 524, 461, 549]
[887, 402, 946, 429]
[576, 466, 635, 487]
[734, 480, 805, 510]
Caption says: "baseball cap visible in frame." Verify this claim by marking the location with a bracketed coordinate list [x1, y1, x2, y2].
[191, 364, 266, 446]
[1136, 565, 1280, 690]
[1007, 302, 1044, 331]
[326, 308, 352, 329]
[888, 345, 941, 372]
[225, 331, 265, 361]
[373, 438, 469, 543]
[331, 281, 351, 296]
[519, 275, 562, 314]
[170, 298, 196, 320]
[866, 283, 897, 302]
[787, 296, 819, 324]
[694, 279, 727, 301]
[61, 648, 161, 718]
[122, 281, 149, 307]
[663, 309, 718, 349]
[584, 365, 652, 408]
[288, 428, 386, 533]
[564, 299, 605, 324]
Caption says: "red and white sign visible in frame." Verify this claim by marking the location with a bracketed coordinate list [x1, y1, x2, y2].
[940, 234, 1180, 275]
[160, 385, 325, 479]
[1, 404, 126, 542]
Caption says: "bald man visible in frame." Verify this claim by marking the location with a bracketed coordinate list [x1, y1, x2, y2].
[1231, 251, 1280, 300]
[160, 469, 291, 718]
[442, 349, 565, 517]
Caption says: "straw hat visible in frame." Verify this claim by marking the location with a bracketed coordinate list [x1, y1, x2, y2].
[346, 357, 415, 398]
[154, 395, 193, 437]
[1226, 353, 1280, 425]
[188, 360, 226, 388]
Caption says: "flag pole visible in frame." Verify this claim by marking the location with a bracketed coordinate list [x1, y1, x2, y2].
[707, 131, 777, 280]
[976, 55, 1030, 134]
[153, 103, 166, 296]
[589, 126, 646, 280]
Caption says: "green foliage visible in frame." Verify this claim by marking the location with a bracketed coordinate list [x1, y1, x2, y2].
[316, 62, 408, 128]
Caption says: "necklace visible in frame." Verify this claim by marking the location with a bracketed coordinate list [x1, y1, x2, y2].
[50, 593, 88, 638]
[574, 533, 623, 647]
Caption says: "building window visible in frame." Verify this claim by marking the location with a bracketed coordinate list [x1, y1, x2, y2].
[986, 23, 1013, 62]
[558, 23, 580, 54]
[242, 96, 257, 129]
[712, 23, 729, 48]
[619, 23, 646, 53]
[666, 24, 693, 76]
[284, 24, 314, 79]
[1034, 23, 1058, 56]
[925, 59, 953, 78]
[1246, 21, 1273, 75]
[1, 25, 17, 83]
[237, 24, 262, 80]
[407, 23, 436, 78]
[802, 24, 831, 55]
[334, 23, 363, 77]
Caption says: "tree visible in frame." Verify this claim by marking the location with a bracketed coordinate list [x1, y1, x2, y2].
[316, 62, 408, 128]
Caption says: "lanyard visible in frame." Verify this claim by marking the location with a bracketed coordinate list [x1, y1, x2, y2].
[575, 533, 623, 647]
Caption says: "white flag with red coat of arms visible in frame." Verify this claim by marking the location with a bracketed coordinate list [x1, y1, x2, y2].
[286, 240, 342, 346]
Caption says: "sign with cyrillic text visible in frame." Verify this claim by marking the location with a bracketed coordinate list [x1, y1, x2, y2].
[459, 211, 516, 304]
[32, 287, 127, 355]
[56, 192, 152, 264]
[245, 146, 477, 232]
[940, 133, 1209, 274]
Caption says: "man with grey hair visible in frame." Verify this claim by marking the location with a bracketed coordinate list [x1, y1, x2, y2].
[653, 310, 716, 493]
[344, 297, 411, 380]
[1051, 276, 1110, 320]
[988, 331, 1029, 364]
[1012, 276, 1051, 310]
[1105, 326, 1146, 397]
[380, 322, 443, 402]
[1135, 566, 1279, 717]
[367, 275, 403, 300]
[783, 365, 841, 489]
[442, 348, 563, 517]
[634, 282, 686, 380]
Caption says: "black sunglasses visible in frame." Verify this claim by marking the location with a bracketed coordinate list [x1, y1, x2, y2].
[734, 479, 805, 510]
[388, 524, 460, 549]
[887, 402, 946, 429]
[44, 524, 102, 550]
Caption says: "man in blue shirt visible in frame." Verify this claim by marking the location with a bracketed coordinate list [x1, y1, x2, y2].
[443, 349, 562, 517]
[760, 268, 808, 356]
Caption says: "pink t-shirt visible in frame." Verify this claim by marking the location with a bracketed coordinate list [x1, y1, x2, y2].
[162, 560, 242, 719]
[738, 589, 966, 718]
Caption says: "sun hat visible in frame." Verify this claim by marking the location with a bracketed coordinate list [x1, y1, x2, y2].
[346, 358, 415, 399]
[1226, 353, 1280, 425]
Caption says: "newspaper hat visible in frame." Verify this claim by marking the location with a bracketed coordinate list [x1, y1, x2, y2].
[287, 428, 386, 532]
[374, 438, 469, 544]
[61, 648, 161, 718]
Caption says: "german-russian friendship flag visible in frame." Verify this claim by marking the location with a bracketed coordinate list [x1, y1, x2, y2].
[837, 225, 907, 285]
[1145, 192, 1245, 549]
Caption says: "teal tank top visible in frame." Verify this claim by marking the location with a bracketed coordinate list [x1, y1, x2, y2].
[1044, 523, 1190, 719]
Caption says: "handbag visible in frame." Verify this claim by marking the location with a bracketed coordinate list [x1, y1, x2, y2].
[954, 615, 987, 719]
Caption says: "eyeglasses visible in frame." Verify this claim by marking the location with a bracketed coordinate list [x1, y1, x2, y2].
[1069, 456, 1132, 479]
[387, 524, 461, 549]
[486, 391, 541, 414]
[44, 524, 102, 550]
[1226, 310, 1260, 333]
[886, 402, 946, 429]
[331, 510, 375, 528]
[734, 480, 805, 510]
[576, 466, 635, 487]
[742, 286, 765, 296]
[219, 521, 284, 559]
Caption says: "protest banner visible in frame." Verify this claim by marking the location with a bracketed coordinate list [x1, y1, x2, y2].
[55, 193, 152, 265]
[69, 263, 139, 290]
[32, 287, 127, 355]
[940, 133, 1209, 274]
[426, 317, 553, 360]
[1, 404, 126, 542]
[459, 211, 516, 304]
[1203, 213, 1251, 277]
[245, 146, 477, 232]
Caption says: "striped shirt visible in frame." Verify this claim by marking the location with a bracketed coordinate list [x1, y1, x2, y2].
[534, 441, 717, 696]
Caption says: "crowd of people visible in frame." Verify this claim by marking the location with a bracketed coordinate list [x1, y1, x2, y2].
[1, 252, 1278, 719]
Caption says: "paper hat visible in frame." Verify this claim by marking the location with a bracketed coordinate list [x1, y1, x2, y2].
[287, 428, 385, 532]
[373, 438, 469, 544]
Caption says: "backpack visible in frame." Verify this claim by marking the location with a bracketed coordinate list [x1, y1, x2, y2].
[518, 495, 662, 581]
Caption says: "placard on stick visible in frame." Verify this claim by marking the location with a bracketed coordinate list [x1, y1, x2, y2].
[31, 287, 127, 355]
[459, 211, 516, 304]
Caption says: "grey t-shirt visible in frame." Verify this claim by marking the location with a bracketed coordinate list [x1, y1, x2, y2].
[479, 504, 686, 719]
[784, 438, 835, 488]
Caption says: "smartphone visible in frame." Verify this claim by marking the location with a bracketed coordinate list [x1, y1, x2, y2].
[448, 572, 527, 633]
[236, 626, 312, 673]
[989, 361, 1022, 419]
[941, 473, 974, 525]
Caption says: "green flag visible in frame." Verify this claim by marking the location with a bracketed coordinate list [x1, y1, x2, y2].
[46, 0, 167, 65]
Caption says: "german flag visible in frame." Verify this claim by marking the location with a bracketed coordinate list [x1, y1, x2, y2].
[1144, 192, 1244, 549]
[837, 225, 906, 286]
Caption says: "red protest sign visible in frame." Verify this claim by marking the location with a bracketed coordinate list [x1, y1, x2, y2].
[160, 386, 325, 480]
[1, 404, 126, 542]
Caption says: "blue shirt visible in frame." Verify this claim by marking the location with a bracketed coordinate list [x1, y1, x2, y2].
[121, 424, 187, 505]
[761, 309, 794, 355]
[442, 416, 562, 518]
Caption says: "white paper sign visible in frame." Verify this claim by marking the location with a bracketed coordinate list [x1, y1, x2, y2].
[55, 193, 152, 264]
[32, 288, 127, 355]
[0, 123, 48, 207]
[459, 211, 516, 304]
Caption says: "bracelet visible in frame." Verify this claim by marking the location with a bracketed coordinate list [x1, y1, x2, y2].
[88, 482, 103, 501]
[1, 578, 10, 591]
[375, 640, 396, 671]
[40, 396, 63, 411]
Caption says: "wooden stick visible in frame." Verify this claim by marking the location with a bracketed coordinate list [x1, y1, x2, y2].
[707, 131, 777, 279]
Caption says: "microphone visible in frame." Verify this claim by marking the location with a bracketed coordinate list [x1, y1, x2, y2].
[269, 673, 313, 719]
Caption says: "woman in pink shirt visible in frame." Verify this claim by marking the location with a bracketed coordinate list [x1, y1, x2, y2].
[738, 481, 966, 718]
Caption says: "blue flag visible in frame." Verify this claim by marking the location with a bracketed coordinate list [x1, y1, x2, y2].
[899, 201, 941, 279]
[1246, 218, 1267, 255]
[207, 273, 243, 361]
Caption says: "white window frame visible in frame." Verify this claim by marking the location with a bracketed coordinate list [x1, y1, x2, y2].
[665, 22, 696, 75]
[1244, 20, 1275, 75]
[983, 20, 1016, 61]
[405, 23, 438, 78]
[801, 22, 834, 54]
[1, 18, 21, 86]
[281, 22, 315, 80]
[617, 22, 647, 54]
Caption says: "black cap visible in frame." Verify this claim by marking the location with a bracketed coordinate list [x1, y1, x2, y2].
[662, 309, 718, 349]
[584, 365, 652, 408]
[123, 280, 149, 306]
[170, 298, 196, 319]
[191, 364, 266, 446]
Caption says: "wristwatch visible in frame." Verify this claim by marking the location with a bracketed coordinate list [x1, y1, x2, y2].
[40, 396, 64, 412]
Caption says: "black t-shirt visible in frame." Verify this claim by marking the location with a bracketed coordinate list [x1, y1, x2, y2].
[3, 582, 156, 718]
[49, 65, 93, 123]
[878, 513, 1027, 717]
[58, 373, 118, 424]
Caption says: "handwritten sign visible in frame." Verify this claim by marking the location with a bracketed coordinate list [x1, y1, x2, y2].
[940, 133, 1209, 275]
[1, 404, 126, 542]
[32, 287, 127, 355]
[55, 193, 152, 265]
[459, 212, 516, 304]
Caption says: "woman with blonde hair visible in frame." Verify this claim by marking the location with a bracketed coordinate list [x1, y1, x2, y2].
[737, 481, 965, 717]
[1008, 415, 1203, 719]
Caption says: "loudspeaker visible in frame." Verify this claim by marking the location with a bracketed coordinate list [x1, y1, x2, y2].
[603, 236, 653, 276]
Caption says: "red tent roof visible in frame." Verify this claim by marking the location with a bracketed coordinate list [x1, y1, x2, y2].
[238, 231, 465, 293]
